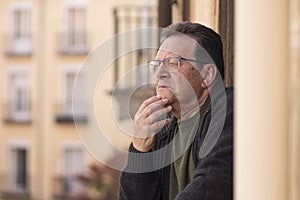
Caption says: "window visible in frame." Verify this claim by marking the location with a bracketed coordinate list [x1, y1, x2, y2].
[112, 5, 158, 120]
[61, 1, 87, 54]
[6, 141, 29, 194]
[5, 68, 31, 123]
[113, 5, 158, 88]
[61, 143, 86, 197]
[7, 2, 32, 55]
[56, 66, 86, 123]
[65, 71, 76, 114]
[64, 147, 85, 176]
[66, 7, 85, 49]
[11, 148, 27, 191]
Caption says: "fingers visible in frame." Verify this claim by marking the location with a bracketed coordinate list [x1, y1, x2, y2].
[133, 95, 172, 141]
[146, 105, 172, 124]
[138, 95, 162, 112]
[135, 106, 172, 137]
[140, 98, 169, 118]
[134, 117, 172, 139]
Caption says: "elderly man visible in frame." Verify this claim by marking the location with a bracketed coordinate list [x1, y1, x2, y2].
[118, 21, 233, 200]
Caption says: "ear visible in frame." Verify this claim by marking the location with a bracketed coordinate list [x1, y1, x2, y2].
[201, 64, 217, 88]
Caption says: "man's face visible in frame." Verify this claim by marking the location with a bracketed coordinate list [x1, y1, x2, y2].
[154, 35, 204, 107]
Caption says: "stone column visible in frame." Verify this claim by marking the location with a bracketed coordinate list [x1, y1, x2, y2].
[235, 0, 288, 199]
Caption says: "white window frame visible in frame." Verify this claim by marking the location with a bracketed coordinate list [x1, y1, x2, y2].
[59, 141, 86, 197]
[113, 4, 158, 89]
[7, 67, 31, 122]
[6, 140, 30, 193]
[60, 65, 86, 116]
[59, 141, 86, 175]
[8, 2, 32, 54]
[63, 0, 87, 52]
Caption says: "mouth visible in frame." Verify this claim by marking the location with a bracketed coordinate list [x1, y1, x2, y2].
[157, 86, 170, 91]
[157, 84, 169, 89]
[158, 85, 167, 89]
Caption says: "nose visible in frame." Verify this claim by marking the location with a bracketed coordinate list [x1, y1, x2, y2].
[155, 63, 169, 80]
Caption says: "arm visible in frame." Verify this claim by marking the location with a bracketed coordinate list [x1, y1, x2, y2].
[118, 144, 162, 200]
[118, 95, 171, 200]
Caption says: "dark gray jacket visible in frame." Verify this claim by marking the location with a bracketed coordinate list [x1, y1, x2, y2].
[119, 87, 233, 200]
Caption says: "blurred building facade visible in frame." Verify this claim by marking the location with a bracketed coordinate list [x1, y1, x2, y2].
[0, 0, 233, 200]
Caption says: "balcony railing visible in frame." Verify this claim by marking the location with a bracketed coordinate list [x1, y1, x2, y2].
[53, 175, 88, 200]
[0, 173, 31, 200]
[3, 102, 32, 124]
[112, 85, 156, 120]
[58, 31, 89, 55]
[55, 102, 87, 123]
[4, 34, 33, 56]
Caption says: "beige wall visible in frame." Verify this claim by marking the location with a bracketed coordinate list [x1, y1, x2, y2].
[0, 0, 38, 197]
[0, 0, 157, 199]
[41, 0, 158, 199]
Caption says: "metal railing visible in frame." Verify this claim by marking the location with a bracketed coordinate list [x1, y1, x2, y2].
[55, 102, 87, 123]
[53, 175, 89, 200]
[0, 173, 31, 199]
[2, 102, 32, 124]
[57, 31, 89, 55]
[4, 34, 33, 56]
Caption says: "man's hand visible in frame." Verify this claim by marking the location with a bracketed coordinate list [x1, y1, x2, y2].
[133, 95, 172, 152]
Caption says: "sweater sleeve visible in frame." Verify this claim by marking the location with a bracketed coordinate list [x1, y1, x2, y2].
[118, 143, 163, 200]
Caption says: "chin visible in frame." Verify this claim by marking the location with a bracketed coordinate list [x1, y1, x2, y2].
[157, 88, 176, 104]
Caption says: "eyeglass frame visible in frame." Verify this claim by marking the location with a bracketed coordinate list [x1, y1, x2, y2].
[148, 56, 210, 74]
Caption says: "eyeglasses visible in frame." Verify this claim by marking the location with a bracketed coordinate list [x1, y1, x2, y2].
[148, 57, 209, 74]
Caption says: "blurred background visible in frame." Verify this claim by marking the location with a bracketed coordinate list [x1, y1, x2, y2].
[0, 0, 298, 199]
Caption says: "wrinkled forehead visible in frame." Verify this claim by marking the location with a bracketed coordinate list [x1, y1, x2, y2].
[156, 35, 197, 59]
